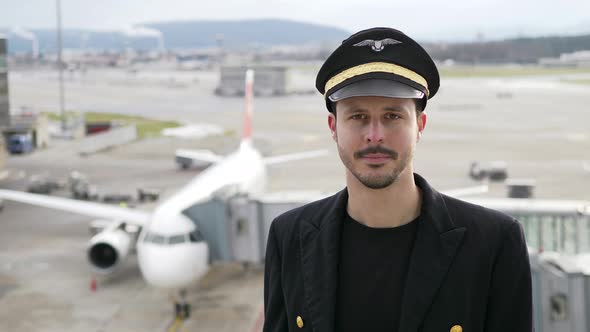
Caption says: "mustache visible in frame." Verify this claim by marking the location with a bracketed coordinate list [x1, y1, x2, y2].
[354, 146, 398, 160]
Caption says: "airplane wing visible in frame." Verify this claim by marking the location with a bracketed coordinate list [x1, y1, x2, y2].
[0, 189, 151, 225]
[175, 149, 224, 164]
[263, 149, 330, 166]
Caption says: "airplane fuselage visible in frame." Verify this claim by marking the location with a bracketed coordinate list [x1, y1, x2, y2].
[136, 139, 267, 289]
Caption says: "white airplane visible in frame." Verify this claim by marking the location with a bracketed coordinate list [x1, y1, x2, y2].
[0, 69, 328, 319]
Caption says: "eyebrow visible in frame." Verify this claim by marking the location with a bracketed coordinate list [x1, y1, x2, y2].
[342, 106, 408, 113]
[341, 107, 368, 114]
[383, 106, 410, 113]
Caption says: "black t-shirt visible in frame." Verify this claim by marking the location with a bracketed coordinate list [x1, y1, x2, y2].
[335, 211, 419, 332]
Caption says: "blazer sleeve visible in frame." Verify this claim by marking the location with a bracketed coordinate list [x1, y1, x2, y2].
[263, 221, 289, 332]
[485, 220, 534, 332]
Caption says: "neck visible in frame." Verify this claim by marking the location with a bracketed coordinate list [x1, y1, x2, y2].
[346, 169, 422, 228]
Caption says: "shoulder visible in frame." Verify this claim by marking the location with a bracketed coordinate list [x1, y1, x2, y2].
[267, 192, 342, 256]
[440, 194, 524, 246]
[271, 192, 340, 234]
[442, 193, 517, 228]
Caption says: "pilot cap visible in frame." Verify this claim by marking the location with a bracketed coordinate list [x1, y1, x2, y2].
[316, 27, 440, 111]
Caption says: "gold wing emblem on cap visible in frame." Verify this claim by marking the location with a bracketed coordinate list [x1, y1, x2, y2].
[353, 38, 402, 52]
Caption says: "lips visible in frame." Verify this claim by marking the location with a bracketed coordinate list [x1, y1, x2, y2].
[362, 153, 391, 163]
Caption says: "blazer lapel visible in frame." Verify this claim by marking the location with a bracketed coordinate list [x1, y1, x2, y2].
[299, 189, 348, 332]
[398, 175, 466, 332]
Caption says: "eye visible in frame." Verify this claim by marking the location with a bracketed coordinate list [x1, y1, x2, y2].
[385, 113, 401, 120]
[350, 114, 368, 120]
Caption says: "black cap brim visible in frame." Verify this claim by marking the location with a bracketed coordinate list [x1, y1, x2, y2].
[327, 79, 425, 102]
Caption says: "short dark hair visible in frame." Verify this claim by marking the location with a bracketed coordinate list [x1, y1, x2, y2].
[414, 98, 425, 113]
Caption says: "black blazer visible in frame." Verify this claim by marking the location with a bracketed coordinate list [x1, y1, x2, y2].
[263, 174, 533, 332]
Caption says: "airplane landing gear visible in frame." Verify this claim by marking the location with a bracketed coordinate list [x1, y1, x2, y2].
[174, 302, 191, 319]
[172, 289, 191, 320]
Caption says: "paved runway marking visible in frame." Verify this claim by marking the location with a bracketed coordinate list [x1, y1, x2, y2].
[0, 169, 27, 181]
[166, 316, 184, 332]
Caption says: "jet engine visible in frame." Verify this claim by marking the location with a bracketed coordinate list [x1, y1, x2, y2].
[87, 227, 132, 274]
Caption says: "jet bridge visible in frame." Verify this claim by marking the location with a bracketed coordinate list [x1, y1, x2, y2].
[467, 198, 590, 254]
[184, 193, 590, 332]
[183, 191, 327, 264]
[187, 193, 590, 262]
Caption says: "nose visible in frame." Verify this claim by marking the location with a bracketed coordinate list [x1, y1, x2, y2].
[366, 120, 385, 143]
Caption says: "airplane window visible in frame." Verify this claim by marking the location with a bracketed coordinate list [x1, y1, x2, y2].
[189, 230, 204, 242]
[143, 232, 154, 243]
[151, 234, 166, 244]
[169, 234, 187, 245]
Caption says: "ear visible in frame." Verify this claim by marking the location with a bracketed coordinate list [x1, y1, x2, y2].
[328, 112, 337, 142]
[417, 112, 427, 142]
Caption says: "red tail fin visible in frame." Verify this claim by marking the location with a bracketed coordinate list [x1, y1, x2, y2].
[243, 69, 254, 140]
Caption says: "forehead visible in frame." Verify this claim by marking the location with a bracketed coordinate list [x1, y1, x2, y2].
[335, 96, 417, 114]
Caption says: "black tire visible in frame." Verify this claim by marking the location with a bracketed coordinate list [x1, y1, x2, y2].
[183, 303, 191, 319]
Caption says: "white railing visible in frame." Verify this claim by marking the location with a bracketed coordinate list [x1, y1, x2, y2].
[468, 198, 590, 254]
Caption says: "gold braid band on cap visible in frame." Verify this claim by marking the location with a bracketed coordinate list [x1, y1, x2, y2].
[324, 62, 429, 97]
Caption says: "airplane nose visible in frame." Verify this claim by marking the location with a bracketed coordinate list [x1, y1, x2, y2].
[137, 242, 209, 289]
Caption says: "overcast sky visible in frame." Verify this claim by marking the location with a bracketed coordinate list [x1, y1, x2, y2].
[2, 0, 590, 41]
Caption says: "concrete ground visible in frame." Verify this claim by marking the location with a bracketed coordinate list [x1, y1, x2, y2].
[8, 68, 590, 198]
[0, 138, 265, 332]
[1, 67, 589, 331]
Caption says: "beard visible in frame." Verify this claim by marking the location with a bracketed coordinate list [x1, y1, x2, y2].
[337, 144, 411, 190]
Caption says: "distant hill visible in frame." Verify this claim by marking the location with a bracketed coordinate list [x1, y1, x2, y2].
[5, 19, 590, 64]
[145, 19, 349, 48]
[2, 19, 350, 53]
[426, 34, 590, 64]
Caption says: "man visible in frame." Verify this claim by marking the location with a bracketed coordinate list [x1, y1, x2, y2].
[263, 27, 532, 332]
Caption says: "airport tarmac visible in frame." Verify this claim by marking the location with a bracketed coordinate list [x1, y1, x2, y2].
[1, 67, 590, 331]
[7, 68, 590, 198]
[0, 137, 268, 332]
[0, 200, 264, 332]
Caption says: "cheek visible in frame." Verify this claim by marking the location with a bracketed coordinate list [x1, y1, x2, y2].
[335, 124, 361, 147]
[390, 127, 417, 149]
